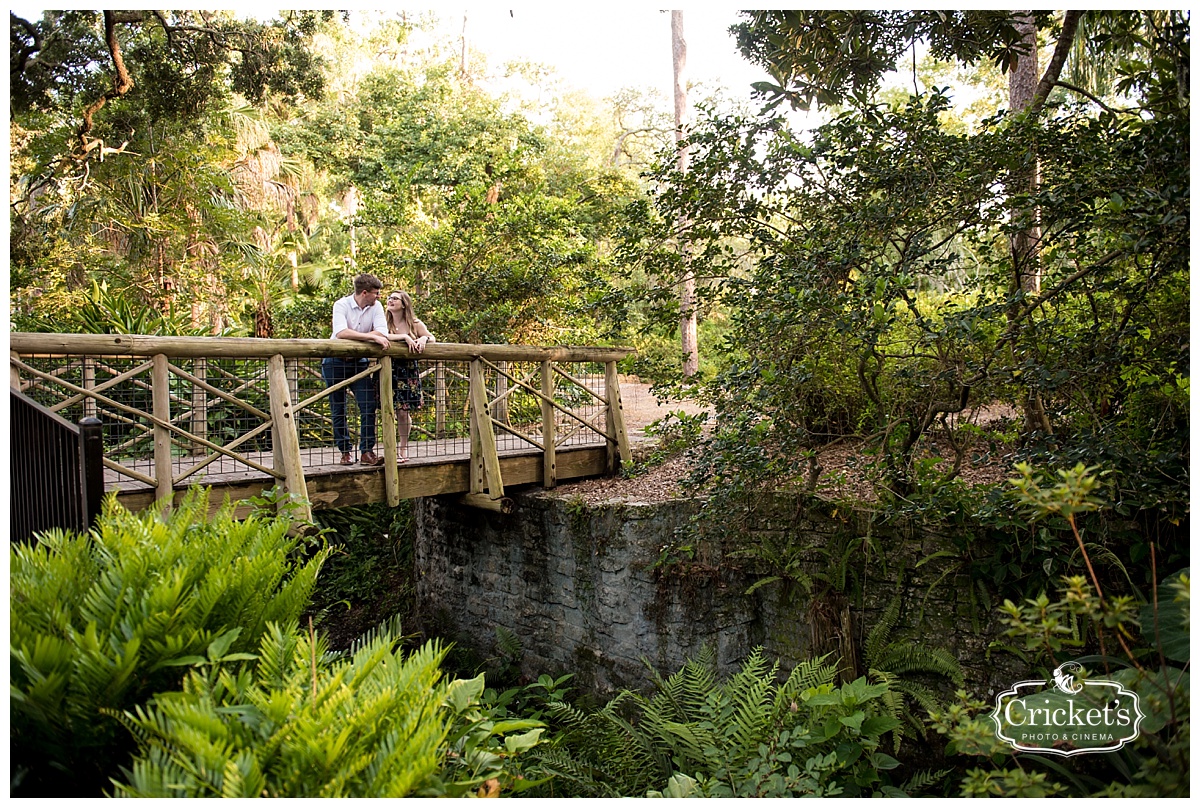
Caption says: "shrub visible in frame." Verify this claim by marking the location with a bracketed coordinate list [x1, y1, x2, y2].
[930, 466, 1190, 797]
[112, 623, 452, 797]
[9, 489, 330, 796]
[538, 647, 914, 797]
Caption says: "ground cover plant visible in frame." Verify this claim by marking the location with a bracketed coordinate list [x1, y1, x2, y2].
[9, 490, 330, 797]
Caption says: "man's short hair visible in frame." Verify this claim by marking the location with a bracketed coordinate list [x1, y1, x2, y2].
[353, 273, 383, 294]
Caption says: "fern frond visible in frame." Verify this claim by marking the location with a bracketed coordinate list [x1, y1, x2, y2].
[343, 614, 406, 659]
[864, 595, 902, 665]
[874, 643, 965, 687]
[776, 652, 838, 712]
[900, 768, 951, 796]
[494, 626, 523, 660]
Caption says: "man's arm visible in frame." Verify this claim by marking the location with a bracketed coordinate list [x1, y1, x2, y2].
[335, 328, 390, 348]
[332, 298, 390, 348]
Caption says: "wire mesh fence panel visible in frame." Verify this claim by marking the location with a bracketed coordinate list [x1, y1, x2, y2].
[486, 360, 547, 453]
[18, 354, 157, 485]
[14, 353, 281, 489]
[404, 359, 471, 459]
[290, 356, 343, 465]
[169, 357, 274, 484]
[550, 361, 610, 449]
[12, 341, 630, 505]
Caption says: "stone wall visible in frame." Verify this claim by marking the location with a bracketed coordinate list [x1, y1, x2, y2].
[414, 488, 1025, 698]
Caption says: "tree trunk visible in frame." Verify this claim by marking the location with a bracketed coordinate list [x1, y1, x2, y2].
[1007, 10, 1052, 435]
[672, 10, 699, 379]
[1008, 10, 1041, 296]
[460, 12, 469, 77]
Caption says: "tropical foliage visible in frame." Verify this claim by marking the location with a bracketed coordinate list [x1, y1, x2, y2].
[533, 648, 912, 797]
[10, 11, 643, 345]
[113, 625, 451, 798]
[9, 490, 331, 796]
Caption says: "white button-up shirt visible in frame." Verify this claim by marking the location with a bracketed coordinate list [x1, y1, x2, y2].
[330, 293, 387, 339]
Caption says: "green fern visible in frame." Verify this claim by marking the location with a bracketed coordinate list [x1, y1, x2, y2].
[10, 488, 331, 797]
[901, 768, 952, 794]
[862, 595, 966, 752]
[495, 625, 524, 660]
[532, 647, 902, 797]
[111, 623, 450, 797]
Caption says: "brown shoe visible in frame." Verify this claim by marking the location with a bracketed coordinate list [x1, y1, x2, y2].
[338, 452, 354, 465]
[360, 451, 384, 466]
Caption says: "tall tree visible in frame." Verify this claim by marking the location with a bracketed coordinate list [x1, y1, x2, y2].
[10, 10, 336, 331]
[672, 10, 698, 378]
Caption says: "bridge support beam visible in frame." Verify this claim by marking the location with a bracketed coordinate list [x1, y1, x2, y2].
[469, 359, 505, 500]
[267, 354, 312, 522]
[605, 361, 631, 473]
[458, 492, 514, 514]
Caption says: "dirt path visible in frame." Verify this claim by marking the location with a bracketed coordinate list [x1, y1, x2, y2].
[618, 377, 711, 440]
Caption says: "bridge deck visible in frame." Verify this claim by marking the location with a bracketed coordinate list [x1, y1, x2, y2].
[108, 435, 612, 514]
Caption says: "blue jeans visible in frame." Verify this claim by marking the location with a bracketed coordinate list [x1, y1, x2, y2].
[321, 357, 377, 454]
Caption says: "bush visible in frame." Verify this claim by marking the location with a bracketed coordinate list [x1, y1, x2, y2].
[538, 647, 913, 797]
[9, 489, 331, 796]
[112, 624, 452, 798]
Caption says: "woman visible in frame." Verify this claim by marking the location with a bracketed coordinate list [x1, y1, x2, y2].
[383, 291, 435, 462]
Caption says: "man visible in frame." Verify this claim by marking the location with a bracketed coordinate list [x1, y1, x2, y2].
[322, 273, 390, 465]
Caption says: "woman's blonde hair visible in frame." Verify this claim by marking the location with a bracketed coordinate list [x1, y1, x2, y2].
[386, 290, 417, 335]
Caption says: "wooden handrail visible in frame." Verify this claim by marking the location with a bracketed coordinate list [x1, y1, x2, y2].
[11, 333, 635, 513]
[11, 333, 633, 363]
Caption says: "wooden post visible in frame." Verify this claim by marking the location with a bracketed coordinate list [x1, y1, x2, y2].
[82, 356, 97, 420]
[380, 356, 400, 507]
[458, 493, 514, 514]
[469, 358, 504, 498]
[468, 377, 484, 495]
[435, 361, 446, 438]
[541, 360, 556, 488]
[10, 350, 21, 389]
[268, 354, 312, 522]
[605, 362, 631, 473]
[190, 357, 207, 455]
[152, 353, 173, 504]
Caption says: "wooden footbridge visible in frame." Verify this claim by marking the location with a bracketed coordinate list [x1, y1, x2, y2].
[10, 333, 633, 531]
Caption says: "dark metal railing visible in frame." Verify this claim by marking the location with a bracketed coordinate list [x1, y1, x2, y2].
[11, 388, 105, 543]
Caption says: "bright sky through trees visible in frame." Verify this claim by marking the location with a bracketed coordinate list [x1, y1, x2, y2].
[6, 6, 773, 100]
[443, 6, 772, 99]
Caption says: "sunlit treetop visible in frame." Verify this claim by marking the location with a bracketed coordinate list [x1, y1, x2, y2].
[10, 10, 340, 154]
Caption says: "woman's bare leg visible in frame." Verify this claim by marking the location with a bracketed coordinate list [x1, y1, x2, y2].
[398, 409, 412, 460]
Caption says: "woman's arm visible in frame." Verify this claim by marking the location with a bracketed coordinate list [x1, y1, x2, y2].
[396, 319, 435, 353]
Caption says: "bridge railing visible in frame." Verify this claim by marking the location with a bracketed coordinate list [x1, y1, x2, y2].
[10, 334, 633, 518]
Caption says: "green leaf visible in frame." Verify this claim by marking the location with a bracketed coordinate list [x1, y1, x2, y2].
[870, 752, 901, 770]
[445, 673, 486, 713]
[503, 727, 544, 754]
[1139, 568, 1189, 663]
[840, 710, 866, 731]
[860, 715, 902, 736]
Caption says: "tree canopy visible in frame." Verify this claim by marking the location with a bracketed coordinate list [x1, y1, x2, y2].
[622, 10, 1188, 537]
